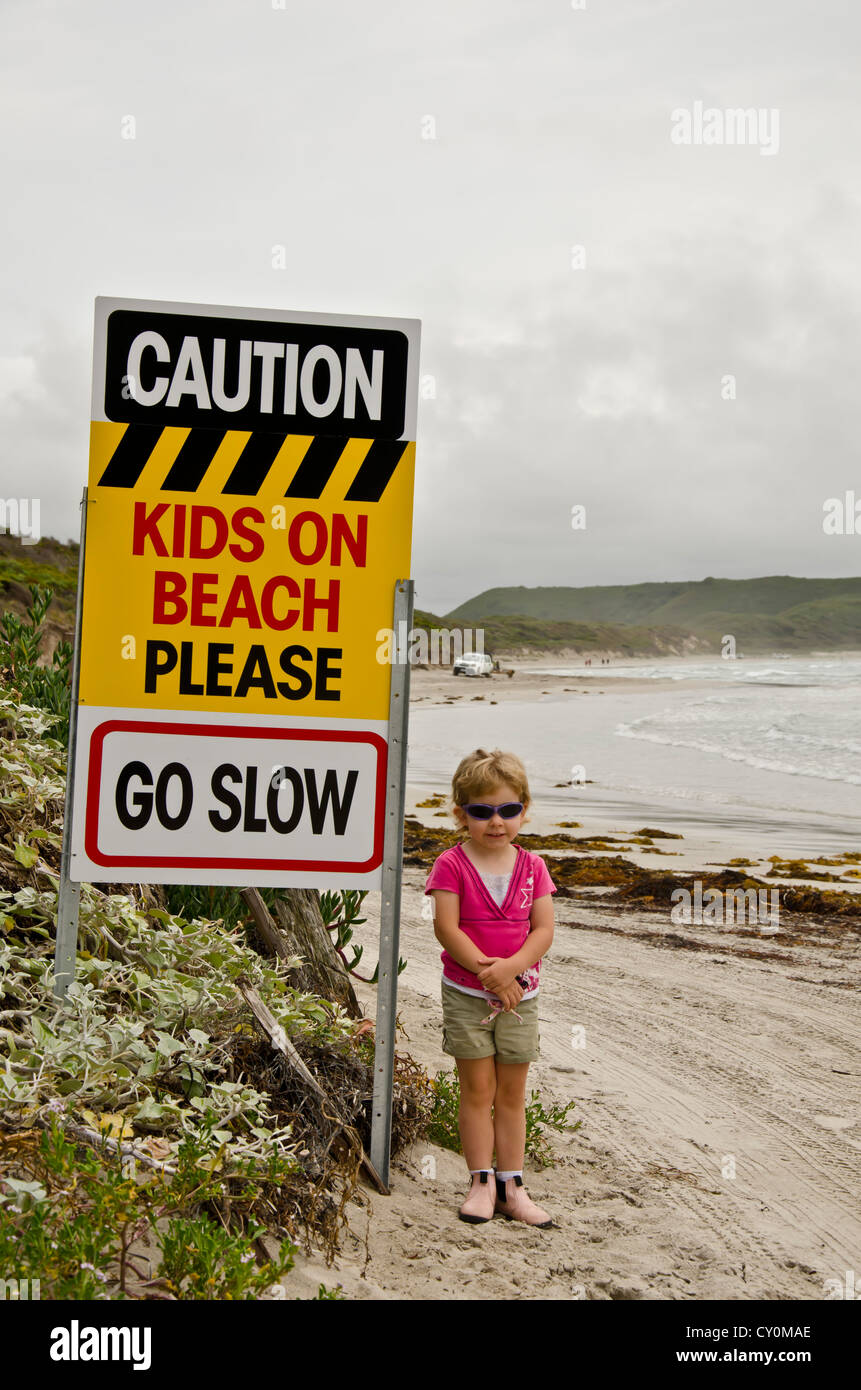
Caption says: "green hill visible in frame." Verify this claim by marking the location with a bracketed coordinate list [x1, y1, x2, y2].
[413, 608, 707, 658]
[442, 577, 861, 654]
[0, 533, 78, 625]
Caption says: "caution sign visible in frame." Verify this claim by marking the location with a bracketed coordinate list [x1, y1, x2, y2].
[71, 297, 420, 888]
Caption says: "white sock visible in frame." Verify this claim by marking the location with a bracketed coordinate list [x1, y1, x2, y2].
[469, 1167, 494, 1175]
[495, 1169, 522, 1182]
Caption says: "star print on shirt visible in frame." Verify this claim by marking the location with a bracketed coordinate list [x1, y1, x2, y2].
[520, 871, 534, 909]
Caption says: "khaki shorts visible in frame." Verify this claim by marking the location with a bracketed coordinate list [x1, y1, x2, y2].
[441, 981, 540, 1064]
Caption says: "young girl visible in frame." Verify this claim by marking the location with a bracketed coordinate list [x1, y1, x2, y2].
[424, 747, 557, 1227]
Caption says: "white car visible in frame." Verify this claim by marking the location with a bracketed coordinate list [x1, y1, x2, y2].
[453, 652, 493, 677]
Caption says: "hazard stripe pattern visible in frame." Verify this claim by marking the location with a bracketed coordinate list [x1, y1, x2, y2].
[96, 426, 410, 502]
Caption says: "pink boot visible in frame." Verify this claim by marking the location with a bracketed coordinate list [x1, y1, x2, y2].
[459, 1169, 496, 1223]
[494, 1174, 555, 1227]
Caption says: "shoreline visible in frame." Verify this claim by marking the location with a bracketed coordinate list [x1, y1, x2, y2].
[405, 653, 861, 878]
[403, 788, 861, 892]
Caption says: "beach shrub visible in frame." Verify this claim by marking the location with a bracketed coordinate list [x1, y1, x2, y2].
[0, 1118, 296, 1300]
[157, 1210, 294, 1300]
[426, 1068, 461, 1151]
[0, 585, 72, 745]
[160, 883, 262, 932]
[0, 697, 355, 1273]
[524, 1090, 581, 1166]
[320, 888, 407, 982]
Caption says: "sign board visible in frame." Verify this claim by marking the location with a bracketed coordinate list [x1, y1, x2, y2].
[70, 297, 420, 887]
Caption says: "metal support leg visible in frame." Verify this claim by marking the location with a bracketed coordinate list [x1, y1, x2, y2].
[369, 578, 414, 1186]
[52, 488, 88, 1000]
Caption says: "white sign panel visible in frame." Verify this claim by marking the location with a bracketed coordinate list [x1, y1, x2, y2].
[71, 707, 388, 889]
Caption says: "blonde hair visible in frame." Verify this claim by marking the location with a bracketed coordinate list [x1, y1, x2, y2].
[449, 748, 531, 832]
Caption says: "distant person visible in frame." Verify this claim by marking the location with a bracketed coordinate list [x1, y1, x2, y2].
[424, 747, 557, 1227]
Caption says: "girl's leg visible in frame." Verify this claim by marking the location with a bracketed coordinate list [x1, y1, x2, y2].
[492, 1059, 530, 1171]
[492, 1060, 553, 1225]
[455, 1056, 497, 1170]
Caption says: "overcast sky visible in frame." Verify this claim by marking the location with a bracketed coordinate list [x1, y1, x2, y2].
[1, 0, 858, 615]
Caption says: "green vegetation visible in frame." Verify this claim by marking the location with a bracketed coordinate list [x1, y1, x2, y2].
[0, 585, 72, 744]
[0, 1119, 295, 1299]
[159, 884, 406, 986]
[0, 695, 422, 1294]
[0, 534, 78, 616]
[319, 888, 407, 983]
[0, 694, 359, 1141]
[441, 576, 861, 654]
[417, 606, 701, 657]
[0, 668, 413, 1295]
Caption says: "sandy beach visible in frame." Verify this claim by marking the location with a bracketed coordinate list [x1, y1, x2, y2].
[284, 861, 860, 1301]
[283, 655, 861, 1301]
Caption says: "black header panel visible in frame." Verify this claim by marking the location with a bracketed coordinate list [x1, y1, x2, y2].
[104, 309, 410, 438]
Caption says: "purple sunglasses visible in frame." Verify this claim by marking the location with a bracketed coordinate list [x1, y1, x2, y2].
[459, 802, 524, 820]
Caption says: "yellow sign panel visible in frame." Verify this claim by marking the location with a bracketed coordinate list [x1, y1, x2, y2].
[80, 423, 415, 720]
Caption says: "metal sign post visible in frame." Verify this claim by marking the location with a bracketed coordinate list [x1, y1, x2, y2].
[52, 488, 88, 1000]
[369, 578, 414, 1186]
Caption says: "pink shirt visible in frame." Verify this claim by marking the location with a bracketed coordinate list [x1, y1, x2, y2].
[424, 841, 557, 998]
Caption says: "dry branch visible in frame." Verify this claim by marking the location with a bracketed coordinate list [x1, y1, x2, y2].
[34, 1113, 178, 1175]
[235, 978, 388, 1195]
[239, 887, 316, 996]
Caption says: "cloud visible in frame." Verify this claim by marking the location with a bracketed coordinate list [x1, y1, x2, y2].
[1, 0, 858, 594]
[576, 361, 670, 421]
[0, 356, 46, 415]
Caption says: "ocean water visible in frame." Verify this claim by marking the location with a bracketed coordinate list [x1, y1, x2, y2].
[534, 653, 861, 693]
[614, 664, 861, 789]
[407, 656, 861, 854]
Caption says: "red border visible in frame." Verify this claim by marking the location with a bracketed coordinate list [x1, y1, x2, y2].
[84, 720, 387, 871]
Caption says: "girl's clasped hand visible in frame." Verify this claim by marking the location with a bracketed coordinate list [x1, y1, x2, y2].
[474, 956, 523, 1008]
